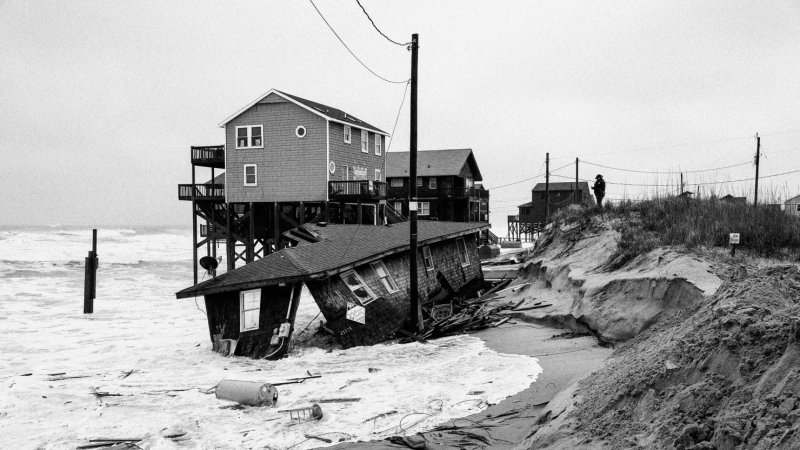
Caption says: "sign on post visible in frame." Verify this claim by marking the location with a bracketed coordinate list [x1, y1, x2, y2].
[729, 233, 740, 245]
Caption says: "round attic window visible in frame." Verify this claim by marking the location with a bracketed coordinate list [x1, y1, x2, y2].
[295, 126, 307, 138]
[329, 161, 336, 174]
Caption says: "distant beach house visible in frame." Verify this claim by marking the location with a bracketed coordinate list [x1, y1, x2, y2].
[721, 195, 747, 204]
[175, 221, 488, 358]
[508, 182, 594, 240]
[386, 149, 490, 223]
[786, 194, 800, 216]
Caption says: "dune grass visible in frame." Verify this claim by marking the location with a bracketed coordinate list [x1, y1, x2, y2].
[553, 196, 800, 262]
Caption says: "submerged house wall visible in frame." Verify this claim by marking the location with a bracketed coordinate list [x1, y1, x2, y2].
[203, 283, 301, 358]
[306, 233, 483, 348]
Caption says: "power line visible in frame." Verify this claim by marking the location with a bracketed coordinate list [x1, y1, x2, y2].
[386, 81, 410, 152]
[551, 168, 800, 187]
[582, 160, 752, 175]
[356, 0, 410, 47]
[308, 0, 409, 84]
[549, 161, 574, 173]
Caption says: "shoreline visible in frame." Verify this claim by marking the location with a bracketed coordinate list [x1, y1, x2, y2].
[320, 287, 613, 449]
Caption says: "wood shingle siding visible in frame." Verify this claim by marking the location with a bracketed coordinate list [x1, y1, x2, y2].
[225, 97, 328, 203]
[328, 122, 385, 182]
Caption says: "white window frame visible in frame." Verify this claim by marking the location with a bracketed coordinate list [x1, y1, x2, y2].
[390, 178, 403, 187]
[374, 169, 381, 182]
[295, 125, 306, 138]
[240, 288, 261, 332]
[422, 246, 434, 271]
[361, 130, 369, 153]
[340, 269, 378, 306]
[456, 237, 470, 266]
[796, 204, 800, 212]
[244, 164, 257, 186]
[235, 125, 264, 149]
[344, 125, 351, 144]
[370, 260, 398, 293]
[429, 178, 437, 189]
[416, 178, 423, 187]
[418, 202, 430, 216]
[343, 165, 349, 181]
[375, 134, 382, 155]
[394, 201, 403, 213]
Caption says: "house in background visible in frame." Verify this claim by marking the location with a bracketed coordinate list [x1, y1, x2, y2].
[509, 181, 594, 241]
[175, 221, 489, 357]
[721, 194, 747, 204]
[785, 194, 800, 216]
[386, 149, 490, 223]
[177, 89, 393, 282]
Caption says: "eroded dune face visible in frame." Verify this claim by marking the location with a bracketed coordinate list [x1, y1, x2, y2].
[516, 220, 722, 343]
[516, 219, 800, 450]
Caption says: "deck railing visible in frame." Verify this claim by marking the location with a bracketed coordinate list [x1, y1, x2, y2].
[329, 181, 387, 201]
[191, 145, 225, 168]
[178, 183, 225, 201]
[388, 186, 489, 199]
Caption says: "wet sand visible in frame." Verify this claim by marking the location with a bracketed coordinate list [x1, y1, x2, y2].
[321, 298, 612, 449]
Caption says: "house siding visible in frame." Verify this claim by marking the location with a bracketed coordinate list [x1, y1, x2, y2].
[305, 233, 482, 348]
[786, 195, 800, 216]
[203, 283, 299, 358]
[225, 96, 328, 203]
[328, 122, 386, 182]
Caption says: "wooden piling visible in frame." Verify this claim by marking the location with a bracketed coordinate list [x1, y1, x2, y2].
[83, 229, 98, 314]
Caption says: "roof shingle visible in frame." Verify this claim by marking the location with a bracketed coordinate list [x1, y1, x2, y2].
[386, 149, 483, 181]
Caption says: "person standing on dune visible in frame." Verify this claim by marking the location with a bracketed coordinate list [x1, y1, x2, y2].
[593, 174, 605, 208]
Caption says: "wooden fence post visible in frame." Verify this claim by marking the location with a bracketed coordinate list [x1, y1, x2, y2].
[84, 229, 98, 313]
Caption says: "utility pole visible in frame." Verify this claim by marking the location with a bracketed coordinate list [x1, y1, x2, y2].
[544, 153, 550, 222]
[680, 173, 684, 195]
[754, 133, 760, 207]
[575, 158, 579, 204]
[408, 33, 422, 332]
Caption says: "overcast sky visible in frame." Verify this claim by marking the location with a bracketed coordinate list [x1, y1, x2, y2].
[2, 1, 799, 231]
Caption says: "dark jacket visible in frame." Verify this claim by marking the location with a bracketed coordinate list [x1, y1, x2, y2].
[593, 178, 605, 195]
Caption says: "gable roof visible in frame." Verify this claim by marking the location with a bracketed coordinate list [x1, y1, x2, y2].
[386, 149, 483, 181]
[175, 221, 488, 299]
[786, 194, 800, 203]
[531, 182, 591, 192]
[218, 89, 388, 136]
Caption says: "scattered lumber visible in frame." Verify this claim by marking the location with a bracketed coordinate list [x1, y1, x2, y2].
[305, 434, 332, 443]
[307, 398, 360, 403]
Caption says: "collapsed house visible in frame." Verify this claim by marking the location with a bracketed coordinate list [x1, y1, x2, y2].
[175, 221, 489, 358]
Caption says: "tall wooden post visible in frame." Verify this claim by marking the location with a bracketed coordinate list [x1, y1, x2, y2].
[544, 153, 550, 222]
[575, 158, 579, 204]
[409, 33, 422, 331]
[324, 201, 330, 222]
[357, 199, 363, 224]
[754, 133, 760, 206]
[192, 164, 198, 285]
[247, 202, 254, 263]
[273, 202, 281, 252]
[84, 229, 98, 314]
[299, 201, 305, 225]
[226, 202, 234, 271]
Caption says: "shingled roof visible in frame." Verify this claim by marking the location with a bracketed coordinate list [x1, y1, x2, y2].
[386, 149, 483, 181]
[531, 182, 591, 192]
[218, 89, 387, 135]
[175, 221, 488, 299]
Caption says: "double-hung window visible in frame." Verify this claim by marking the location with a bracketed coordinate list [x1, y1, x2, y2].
[417, 202, 430, 216]
[361, 130, 369, 153]
[370, 260, 398, 293]
[394, 201, 402, 213]
[240, 288, 261, 332]
[375, 135, 382, 155]
[344, 125, 352, 144]
[429, 178, 437, 189]
[456, 238, 470, 266]
[390, 178, 403, 187]
[340, 269, 377, 306]
[244, 164, 257, 186]
[422, 246, 434, 271]
[236, 125, 263, 149]
[416, 178, 423, 187]
[374, 169, 381, 182]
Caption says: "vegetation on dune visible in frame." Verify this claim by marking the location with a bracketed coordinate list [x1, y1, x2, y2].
[552, 196, 800, 264]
